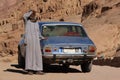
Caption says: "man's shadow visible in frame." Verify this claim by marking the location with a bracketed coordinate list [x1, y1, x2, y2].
[4, 69, 27, 74]
[4, 64, 27, 74]
[4, 64, 81, 74]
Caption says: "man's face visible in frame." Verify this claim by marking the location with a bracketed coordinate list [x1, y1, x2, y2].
[30, 11, 36, 18]
[29, 11, 37, 22]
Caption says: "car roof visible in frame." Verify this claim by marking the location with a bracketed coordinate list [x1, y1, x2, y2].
[38, 22, 83, 26]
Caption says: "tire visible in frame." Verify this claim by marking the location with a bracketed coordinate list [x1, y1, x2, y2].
[18, 47, 25, 68]
[81, 61, 92, 73]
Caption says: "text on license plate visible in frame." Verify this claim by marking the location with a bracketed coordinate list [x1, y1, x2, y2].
[63, 48, 81, 53]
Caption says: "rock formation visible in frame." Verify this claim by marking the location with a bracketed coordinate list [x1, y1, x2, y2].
[0, 0, 120, 58]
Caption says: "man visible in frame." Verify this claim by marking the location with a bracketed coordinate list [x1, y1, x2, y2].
[23, 10, 44, 75]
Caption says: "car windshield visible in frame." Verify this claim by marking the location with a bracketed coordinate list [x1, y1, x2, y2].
[42, 25, 87, 37]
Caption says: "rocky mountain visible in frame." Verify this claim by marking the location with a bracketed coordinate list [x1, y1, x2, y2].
[82, 0, 120, 57]
[0, 0, 120, 58]
[0, 0, 89, 57]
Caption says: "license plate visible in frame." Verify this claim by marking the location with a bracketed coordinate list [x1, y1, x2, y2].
[63, 48, 82, 54]
[63, 49, 75, 53]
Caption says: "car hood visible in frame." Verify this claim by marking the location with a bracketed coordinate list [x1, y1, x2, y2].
[42, 36, 94, 45]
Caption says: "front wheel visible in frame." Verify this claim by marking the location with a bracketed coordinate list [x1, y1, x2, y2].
[81, 61, 92, 73]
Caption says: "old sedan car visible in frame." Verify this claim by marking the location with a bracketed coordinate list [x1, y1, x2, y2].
[18, 22, 96, 72]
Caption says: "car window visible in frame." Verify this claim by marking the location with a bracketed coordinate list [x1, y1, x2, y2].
[42, 25, 87, 37]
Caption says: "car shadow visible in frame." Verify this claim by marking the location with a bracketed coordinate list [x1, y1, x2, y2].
[43, 65, 81, 73]
[93, 57, 120, 68]
[4, 64, 81, 74]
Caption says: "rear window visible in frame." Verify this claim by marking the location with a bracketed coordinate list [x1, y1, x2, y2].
[42, 25, 87, 37]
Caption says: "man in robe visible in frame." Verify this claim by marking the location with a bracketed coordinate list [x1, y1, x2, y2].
[23, 10, 44, 75]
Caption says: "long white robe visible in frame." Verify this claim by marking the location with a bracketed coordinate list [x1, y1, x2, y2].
[23, 11, 43, 71]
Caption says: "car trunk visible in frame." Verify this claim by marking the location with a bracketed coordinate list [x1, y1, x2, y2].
[42, 36, 94, 55]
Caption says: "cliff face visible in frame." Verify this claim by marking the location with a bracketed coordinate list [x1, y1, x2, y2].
[0, 0, 85, 57]
[82, 0, 120, 57]
[0, 0, 120, 58]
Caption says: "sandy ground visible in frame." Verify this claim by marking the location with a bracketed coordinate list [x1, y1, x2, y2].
[0, 58, 120, 80]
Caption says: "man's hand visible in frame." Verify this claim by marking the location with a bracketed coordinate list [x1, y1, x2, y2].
[44, 37, 48, 40]
[24, 43, 27, 46]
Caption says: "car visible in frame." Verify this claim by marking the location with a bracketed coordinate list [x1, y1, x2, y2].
[18, 22, 96, 72]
